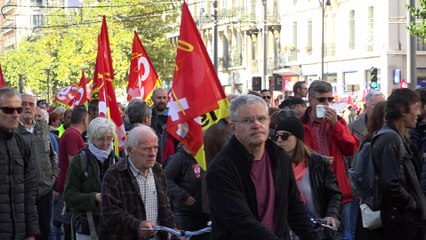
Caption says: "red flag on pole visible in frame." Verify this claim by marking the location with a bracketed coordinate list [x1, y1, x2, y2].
[95, 16, 126, 151]
[0, 64, 5, 88]
[127, 31, 160, 102]
[166, 1, 227, 170]
[400, 78, 408, 88]
[70, 70, 89, 108]
[54, 84, 78, 106]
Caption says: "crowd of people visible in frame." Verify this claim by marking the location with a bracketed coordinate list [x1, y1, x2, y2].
[1, 79, 426, 240]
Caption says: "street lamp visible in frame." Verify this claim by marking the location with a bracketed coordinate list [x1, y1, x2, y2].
[43, 68, 51, 103]
[319, 0, 331, 81]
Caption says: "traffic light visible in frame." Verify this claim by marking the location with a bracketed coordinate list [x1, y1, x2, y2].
[370, 67, 378, 90]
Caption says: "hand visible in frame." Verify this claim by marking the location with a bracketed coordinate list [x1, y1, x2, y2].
[95, 193, 102, 203]
[412, 200, 417, 210]
[53, 191, 60, 203]
[324, 107, 338, 126]
[25, 236, 35, 240]
[323, 217, 340, 229]
[326, 156, 334, 165]
[184, 196, 197, 206]
[138, 221, 156, 238]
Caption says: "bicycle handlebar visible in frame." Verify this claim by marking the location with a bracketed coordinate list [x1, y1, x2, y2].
[141, 225, 211, 238]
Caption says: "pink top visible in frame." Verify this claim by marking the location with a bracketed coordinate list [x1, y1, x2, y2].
[250, 151, 276, 232]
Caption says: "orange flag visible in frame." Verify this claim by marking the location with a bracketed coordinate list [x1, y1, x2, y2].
[127, 31, 159, 102]
[0, 64, 5, 88]
[166, 1, 227, 170]
[95, 16, 126, 151]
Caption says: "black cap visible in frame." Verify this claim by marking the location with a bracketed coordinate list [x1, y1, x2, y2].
[275, 117, 304, 141]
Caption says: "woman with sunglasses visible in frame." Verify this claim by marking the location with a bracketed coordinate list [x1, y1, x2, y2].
[273, 117, 342, 240]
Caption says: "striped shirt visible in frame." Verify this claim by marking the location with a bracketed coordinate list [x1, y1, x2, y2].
[128, 159, 158, 224]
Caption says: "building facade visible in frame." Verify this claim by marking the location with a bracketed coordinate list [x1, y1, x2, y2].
[186, 0, 426, 96]
[0, 0, 82, 53]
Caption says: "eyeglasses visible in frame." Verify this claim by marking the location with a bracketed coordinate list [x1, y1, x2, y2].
[262, 96, 271, 100]
[313, 96, 334, 103]
[0, 107, 24, 114]
[271, 131, 292, 141]
[96, 136, 114, 142]
[233, 115, 270, 125]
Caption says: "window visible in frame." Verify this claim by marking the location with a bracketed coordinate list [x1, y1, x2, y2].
[252, 38, 257, 60]
[307, 19, 312, 54]
[417, 38, 426, 51]
[293, 21, 298, 49]
[349, 10, 355, 50]
[367, 6, 374, 51]
[33, 15, 44, 27]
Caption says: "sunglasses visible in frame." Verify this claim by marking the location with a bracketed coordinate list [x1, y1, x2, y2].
[271, 131, 292, 141]
[0, 106, 24, 114]
[313, 96, 334, 103]
[263, 96, 271, 100]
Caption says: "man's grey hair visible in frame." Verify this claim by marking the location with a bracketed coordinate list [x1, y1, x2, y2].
[229, 95, 268, 121]
[53, 106, 65, 116]
[365, 90, 385, 106]
[87, 117, 116, 144]
[20, 93, 35, 102]
[126, 99, 152, 125]
[125, 125, 157, 149]
[37, 107, 49, 123]
[308, 80, 333, 98]
[0, 88, 19, 105]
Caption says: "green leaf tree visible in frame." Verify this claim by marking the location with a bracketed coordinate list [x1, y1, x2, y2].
[0, 0, 179, 103]
[407, 0, 426, 40]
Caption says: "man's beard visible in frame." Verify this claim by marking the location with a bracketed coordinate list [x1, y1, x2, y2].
[155, 103, 166, 112]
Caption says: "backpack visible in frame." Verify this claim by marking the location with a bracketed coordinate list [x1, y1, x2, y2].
[349, 128, 405, 211]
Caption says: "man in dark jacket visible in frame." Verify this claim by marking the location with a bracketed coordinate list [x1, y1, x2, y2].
[206, 95, 318, 240]
[0, 88, 39, 239]
[16, 93, 60, 240]
[372, 88, 426, 240]
[100, 125, 176, 240]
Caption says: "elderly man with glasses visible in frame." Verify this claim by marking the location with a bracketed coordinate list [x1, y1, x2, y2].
[207, 94, 318, 240]
[299, 80, 360, 240]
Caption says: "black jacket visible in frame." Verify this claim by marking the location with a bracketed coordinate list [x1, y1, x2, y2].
[206, 136, 318, 240]
[164, 149, 204, 215]
[372, 123, 426, 226]
[0, 127, 39, 239]
[307, 153, 342, 220]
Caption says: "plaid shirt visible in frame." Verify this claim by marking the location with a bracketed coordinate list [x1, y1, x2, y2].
[100, 158, 175, 240]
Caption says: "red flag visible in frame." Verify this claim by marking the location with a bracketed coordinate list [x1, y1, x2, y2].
[400, 78, 408, 88]
[127, 32, 159, 102]
[70, 70, 89, 108]
[95, 16, 126, 151]
[166, 1, 227, 170]
[54, 84, 78, 106]
[0, 64, 5, 88]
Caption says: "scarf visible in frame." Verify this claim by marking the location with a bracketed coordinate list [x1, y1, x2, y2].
[292, 159, 308, 203]
[88, 143, 113, 164]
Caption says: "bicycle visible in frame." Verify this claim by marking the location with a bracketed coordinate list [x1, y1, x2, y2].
[141, 224, 211, 240]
